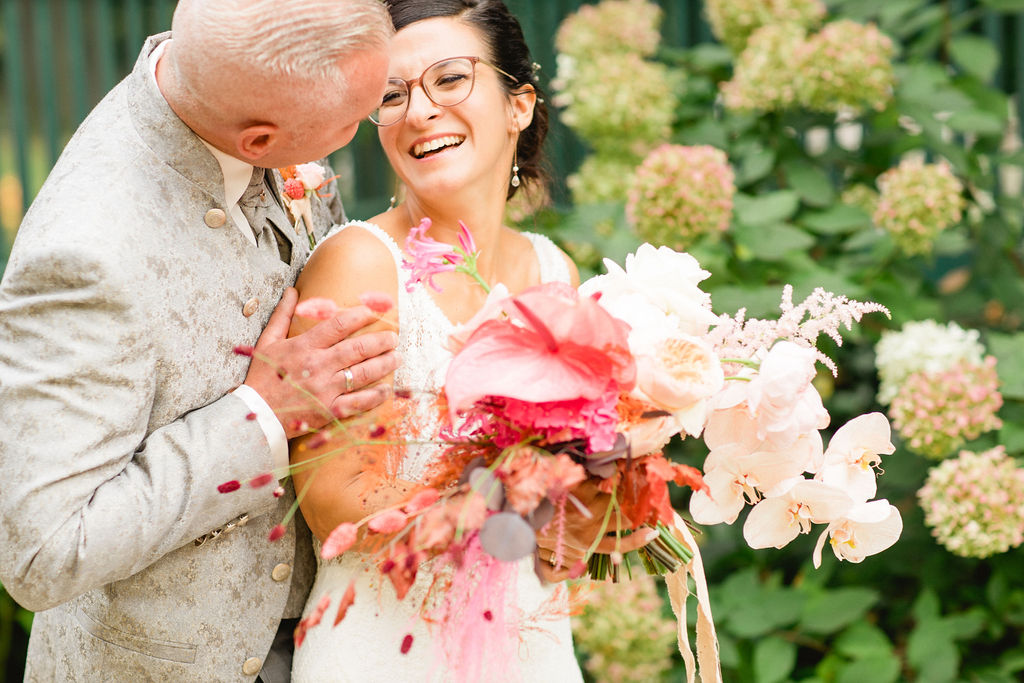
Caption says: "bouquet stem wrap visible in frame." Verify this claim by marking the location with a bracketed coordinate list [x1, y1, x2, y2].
[667, 513, 722, 683]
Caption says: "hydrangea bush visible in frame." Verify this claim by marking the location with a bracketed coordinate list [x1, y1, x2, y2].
[541, 0, 1024, 680]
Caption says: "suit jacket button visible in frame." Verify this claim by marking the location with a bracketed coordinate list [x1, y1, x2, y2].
[271, 563, 292, 582]
[242, 298, 260, 317]
[242, 657, 262, 676]
[204, 208, 227, 228]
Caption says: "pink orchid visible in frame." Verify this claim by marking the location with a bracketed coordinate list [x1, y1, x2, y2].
[817, 412, 895, 502]
[445, 282, 635, 413]
[743, 478, 854, 549]
[812, 500, 903, 567]
[403, 218, 463, 292]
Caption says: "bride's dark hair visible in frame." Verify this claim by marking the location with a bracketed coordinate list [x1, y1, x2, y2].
[384, 0, 549, 199]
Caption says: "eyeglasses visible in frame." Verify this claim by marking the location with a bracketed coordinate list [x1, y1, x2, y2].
[368, 56, 519, 127]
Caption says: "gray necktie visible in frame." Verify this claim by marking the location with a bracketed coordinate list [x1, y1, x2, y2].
[238, 167, 292, 264]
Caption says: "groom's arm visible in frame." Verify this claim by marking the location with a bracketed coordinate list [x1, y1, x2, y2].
[0, 240, 396, 612]
[0, 244, 281, 612]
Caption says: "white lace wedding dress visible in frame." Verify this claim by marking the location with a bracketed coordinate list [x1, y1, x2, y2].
[291, 221, 584, 683]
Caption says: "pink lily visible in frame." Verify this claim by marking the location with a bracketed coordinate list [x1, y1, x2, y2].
[403, 217, 463, 292]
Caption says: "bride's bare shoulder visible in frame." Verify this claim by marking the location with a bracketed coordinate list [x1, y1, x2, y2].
[295, 214, 405, 312]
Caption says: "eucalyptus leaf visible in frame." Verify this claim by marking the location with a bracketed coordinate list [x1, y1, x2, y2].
[479, 513, 536, 562]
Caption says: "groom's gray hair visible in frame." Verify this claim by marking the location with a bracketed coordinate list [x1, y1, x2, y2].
[172, 0, 392, 86]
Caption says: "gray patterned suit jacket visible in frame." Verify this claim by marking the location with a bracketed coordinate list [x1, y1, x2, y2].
[0, 34, 342, 681]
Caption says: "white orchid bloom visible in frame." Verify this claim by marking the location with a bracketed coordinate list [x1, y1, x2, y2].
[813, 499, 903, 567]
[743, 478, 855, 549]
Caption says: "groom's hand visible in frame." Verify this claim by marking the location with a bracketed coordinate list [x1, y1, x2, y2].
[244, 287, 400, 439]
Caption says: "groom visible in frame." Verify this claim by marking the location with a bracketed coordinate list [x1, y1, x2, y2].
[0, 1, 394, 681]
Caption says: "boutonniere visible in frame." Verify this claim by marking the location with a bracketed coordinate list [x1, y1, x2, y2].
[279, 162, 339, 249]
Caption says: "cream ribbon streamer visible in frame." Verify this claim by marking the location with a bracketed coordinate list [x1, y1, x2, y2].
[666, 513, 722, 683]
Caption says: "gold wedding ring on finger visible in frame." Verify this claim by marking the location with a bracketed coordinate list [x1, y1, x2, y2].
[343, 367, 355, 393]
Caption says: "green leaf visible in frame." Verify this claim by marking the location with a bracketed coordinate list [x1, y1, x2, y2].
[950, 35, 1001, 82]
[987, 333, 1024, 400]
[802, 205, 872, 235]
[912, 589, 942, 622]
[836, 655, 902, 683]
[733, 222, 816, 261]
[734, 191, 800, 227]
[834, 621, 895, 660]
[907, 619, 957, 671]
[945, 608, 987, 639]
[946, 110, 1006, 135]
[709, 285, 785, 319]
[782, 161, 836, 207]
[753, 636, 798, 683]
[676, 119, 729, 149]
[800, 588, 879, 635]
[980, 0, 1024, 11]
[737, 146, 777, 186]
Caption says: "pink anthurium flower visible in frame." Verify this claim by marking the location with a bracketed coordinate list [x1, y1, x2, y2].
[813, 499, 903, 567]
[689, 444, 808, 525]
[743, 478, 855, 549]
[817, 412, 895, 501]
[445, 282, 635, 414]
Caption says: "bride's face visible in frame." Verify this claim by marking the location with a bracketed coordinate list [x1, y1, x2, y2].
[376, 17, 529, 204]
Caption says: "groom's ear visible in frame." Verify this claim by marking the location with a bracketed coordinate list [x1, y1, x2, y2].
[236, 123, 280, 162]
[508, 84, 536, 133]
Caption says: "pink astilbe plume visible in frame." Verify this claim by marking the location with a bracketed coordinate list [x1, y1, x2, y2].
[426, 535, 520, 682]
[706, 285, 889, 374]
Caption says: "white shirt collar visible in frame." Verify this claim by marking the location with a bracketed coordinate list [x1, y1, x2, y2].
[149, 40, 255, 221]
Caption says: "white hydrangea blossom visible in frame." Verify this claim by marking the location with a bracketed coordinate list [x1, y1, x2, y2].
[874, 320, 985, 404]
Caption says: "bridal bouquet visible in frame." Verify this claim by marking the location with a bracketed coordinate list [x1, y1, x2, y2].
[221, 220, 901, 681]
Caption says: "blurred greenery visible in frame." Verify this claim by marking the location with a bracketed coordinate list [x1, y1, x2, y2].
[544, 0, 1024, 680]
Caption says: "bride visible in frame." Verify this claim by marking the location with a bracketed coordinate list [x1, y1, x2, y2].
[287, 1, 651, 679]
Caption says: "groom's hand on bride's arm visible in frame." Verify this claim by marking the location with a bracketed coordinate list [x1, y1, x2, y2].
[244, 287, 400, 439]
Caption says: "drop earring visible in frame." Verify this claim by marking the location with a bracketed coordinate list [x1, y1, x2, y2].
[510, 148, 521, 188]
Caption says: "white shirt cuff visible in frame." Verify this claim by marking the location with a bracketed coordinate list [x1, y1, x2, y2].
[232, 384, 289, 476]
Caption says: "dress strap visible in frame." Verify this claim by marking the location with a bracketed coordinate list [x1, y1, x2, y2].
[523, 232, 571, 284]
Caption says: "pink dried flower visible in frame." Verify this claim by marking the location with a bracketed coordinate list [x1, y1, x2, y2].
[626, 144, 735, 249]
[245, 412, 257, 421]
[295, 297, 340, 321]
[400, 633, 414, 655]
[249, 473, 275, 488]
[368, 509, 409, 534]
[403, 488, 441, 515]
[268, 524, 287, 541]
[889, 356, 1003, 459]
[233, 345, 254, 357]
[334, 581, 356, 626]
[272, 486, 285, 498]
[217, 480, 241, 493]
[358, 290, 395, 313]
[918, 446, 1024, 558]
[369, 425, 387, 438]
[321, 522, 359, 560]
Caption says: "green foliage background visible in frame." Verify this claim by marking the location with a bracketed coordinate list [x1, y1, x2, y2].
[543, 1, 1024, 681]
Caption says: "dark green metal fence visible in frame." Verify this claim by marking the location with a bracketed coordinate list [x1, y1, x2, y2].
[1, 0, 1022, 271]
